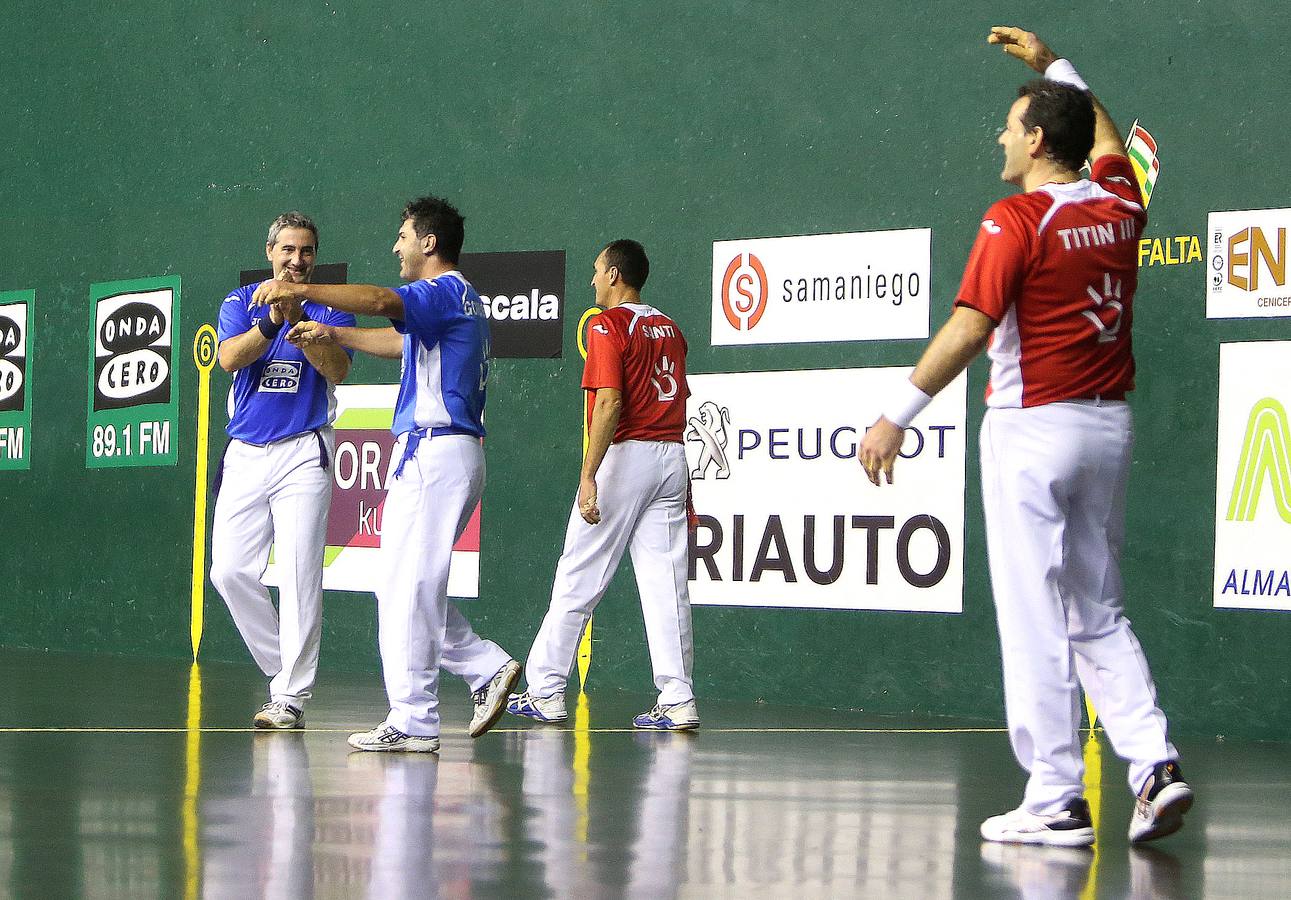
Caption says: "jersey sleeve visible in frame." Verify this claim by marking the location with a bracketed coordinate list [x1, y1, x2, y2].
[1091, 155, 1146, 208]
[392, 280, 448, 338]
[954, 201, 1032, 323]
[216, 288, 251, 342]
[581, 317, 625, 391]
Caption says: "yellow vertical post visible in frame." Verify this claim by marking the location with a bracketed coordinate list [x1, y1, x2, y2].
[190, 325, 218, 659]
[574, 307, 602, 690]
[1080, 716, 1103, 900]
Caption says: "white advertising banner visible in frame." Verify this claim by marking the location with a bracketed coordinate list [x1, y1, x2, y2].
[264, 383, 481, 598]
[684, 368, 966, 612]
[1206, 208, 1291, 318]
[711, 229, 932, 346]
[1214, 342, 1291, 611]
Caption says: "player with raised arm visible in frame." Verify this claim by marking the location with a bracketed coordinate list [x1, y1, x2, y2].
[210, 212, 355, 730]
[858, 27, 1193, 845]
[253, 196, 520, 751]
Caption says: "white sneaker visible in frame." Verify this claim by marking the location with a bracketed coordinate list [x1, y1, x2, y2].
[470, 659, 522, 738]
[347, 723, 440, 753]
[1129, 761, 1194, 843]
[253, 701, 304, 730]
[980, 798, 1095, 847]
[632, 699, 700, 731]
[507, 690, 568, 723]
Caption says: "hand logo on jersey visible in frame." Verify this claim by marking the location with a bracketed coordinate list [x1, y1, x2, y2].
[1081, 272, 1125, 344]
[981, 219, 1003, 235]
[685, 401, 732, 480]
[652, 355, 679, 402]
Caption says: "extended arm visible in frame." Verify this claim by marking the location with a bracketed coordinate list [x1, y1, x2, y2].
[578, 387, 623, 525]
[252, 280, 405, 319]
[288, 322, 404, 359]
[858, 306, 995, 485]
[988, 26, 1127, 164]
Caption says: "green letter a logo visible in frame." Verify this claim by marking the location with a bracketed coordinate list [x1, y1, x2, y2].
[1228, 398, 1291, 522]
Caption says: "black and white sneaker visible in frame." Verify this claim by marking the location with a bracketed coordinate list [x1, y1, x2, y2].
[1129, 760, 1193, 843]
[980, 797, 1096, 847]
[347, 723, 439, 753]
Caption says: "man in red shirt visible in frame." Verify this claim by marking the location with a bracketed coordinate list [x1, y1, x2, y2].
[859, 27, 1193, 846]
[508, 239, 699, 730]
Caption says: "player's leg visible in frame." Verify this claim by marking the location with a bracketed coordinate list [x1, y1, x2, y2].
[209, 440, 283, 681]
[355, 435, 483, 749]
[626, 443, 697, 729]
[264, 432, 332, 720]
[1061, 404, 1189, 841]
[979, 406, 1090, 839]
[519, 442, 654, 705]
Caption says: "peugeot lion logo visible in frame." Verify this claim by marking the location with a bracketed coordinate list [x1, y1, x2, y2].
[686, 401, 732, 480]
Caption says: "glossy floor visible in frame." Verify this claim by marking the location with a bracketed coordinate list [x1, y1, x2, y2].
[0, 650, 1286, 899]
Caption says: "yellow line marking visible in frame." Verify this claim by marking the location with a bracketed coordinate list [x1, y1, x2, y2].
[182, 663, 203, 900]
[573, 692, 591, 851]
[0, 725, 1010, 735]
[575, 307, 602, 688]
[1081, 727, 1104, 900]
[190, 324, 218, 660]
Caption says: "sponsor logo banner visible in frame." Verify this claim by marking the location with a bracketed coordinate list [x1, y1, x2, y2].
[685, 368, 966, 612]
[85, 276, 180, 468]
[1214, 342, 1291, 611]
[1207, 208, 1291, 318]
[264, 384, 481, 597]
[461, 250, 565, 359]
[0, 290, 33, 471]
[711, 230, 931, 346]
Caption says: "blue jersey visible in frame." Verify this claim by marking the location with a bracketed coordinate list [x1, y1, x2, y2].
[217, 283, 357, 445]
[390, 272, 489, 439]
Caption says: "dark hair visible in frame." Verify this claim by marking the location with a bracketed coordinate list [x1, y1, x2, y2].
[1016, 79, 1095, 172]
[602, 239, 650, 290]
[267, 211, 318, 248]
[402, 196, 465, 264]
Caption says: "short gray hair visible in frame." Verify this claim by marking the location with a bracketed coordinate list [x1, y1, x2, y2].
[267, 211, 319, 248]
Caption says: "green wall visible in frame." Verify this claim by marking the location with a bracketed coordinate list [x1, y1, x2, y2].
[2, 2, 1287, 740]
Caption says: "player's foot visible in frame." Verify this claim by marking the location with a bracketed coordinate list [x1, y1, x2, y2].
[253, 701, 304, 730]
[980, 798, 1095, 847]
[506, 690, 568, 723]
[347, 724, 440, 753]
[470, 659, 522, 738]
[1129, 760, 1193, 843]
[632, 699, 700, 731]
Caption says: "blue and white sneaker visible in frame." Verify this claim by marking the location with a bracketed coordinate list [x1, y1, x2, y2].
[347, 723, 439, 753]
[632, 699, 700, 731]
[507, 690, 568, 723]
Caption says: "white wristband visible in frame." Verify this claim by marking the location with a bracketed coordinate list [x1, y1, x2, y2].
[1044, 58, 1089, 92]
[882, 379, 933, 429]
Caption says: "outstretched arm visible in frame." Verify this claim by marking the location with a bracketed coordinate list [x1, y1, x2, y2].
[988, 26, 1127, 165]
[251, 279, 405, 319]
[288, 322, 404, 359]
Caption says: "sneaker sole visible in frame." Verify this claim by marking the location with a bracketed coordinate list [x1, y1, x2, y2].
[508, 707, 569, 724]
[632, 720, 700, 732]
[1130, 784, 1194, 844]
[253, 718, 303, 730]
[980, 826, 1095, 848]
[469, 662, 522, 738]
[346, 736, 440, 753]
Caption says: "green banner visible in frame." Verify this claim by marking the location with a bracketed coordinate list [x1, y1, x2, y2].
[85, 276, 181, 468]
[0, 290, 34, 471]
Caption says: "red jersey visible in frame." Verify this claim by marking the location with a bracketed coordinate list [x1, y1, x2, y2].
[955, 155, 1147, 408]
[582, 303, 689, 443]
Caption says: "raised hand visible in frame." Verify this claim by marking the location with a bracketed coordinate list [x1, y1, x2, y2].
[988, 26, 1057, 74]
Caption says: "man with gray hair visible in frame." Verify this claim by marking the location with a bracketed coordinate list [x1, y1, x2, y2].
[210, 211, 355, 729]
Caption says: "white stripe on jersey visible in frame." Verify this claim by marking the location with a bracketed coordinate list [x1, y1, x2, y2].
[986, 305, 1024, 408]
[623, 303, 664, 336]
[412, 339, 450, 429]
[1035, 179, 1144, 235]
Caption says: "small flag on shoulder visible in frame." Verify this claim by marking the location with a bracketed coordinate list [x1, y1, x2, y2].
[1125, 120, 1160, 207]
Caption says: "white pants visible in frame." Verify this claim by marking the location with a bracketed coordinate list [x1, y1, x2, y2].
[377, 434, 511, 736]
[981, 402, 1176, 814]
[526, 440, 695, 705]
[210, 432, 331, 706]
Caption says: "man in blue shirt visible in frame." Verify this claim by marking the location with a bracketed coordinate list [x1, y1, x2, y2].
[211, 212, 355, 729]
[255, 196, 520, 752]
